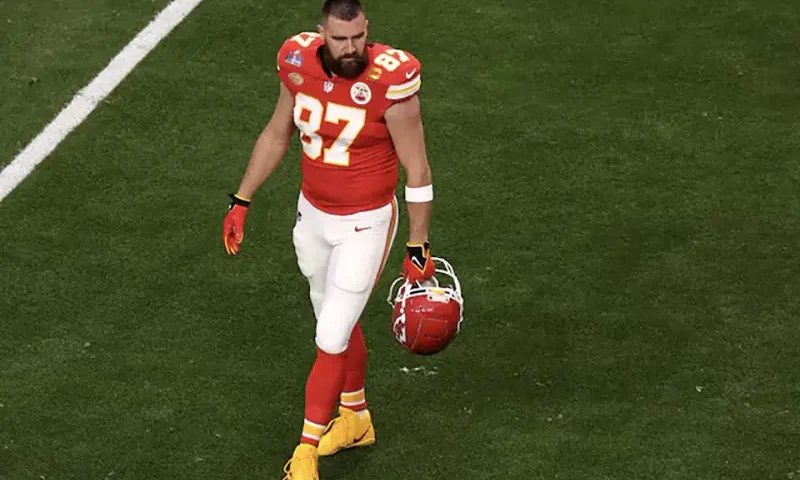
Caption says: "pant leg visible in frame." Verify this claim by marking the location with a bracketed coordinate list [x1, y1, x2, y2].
[314, 197, 399, 354]
[292, 192, 332, 321]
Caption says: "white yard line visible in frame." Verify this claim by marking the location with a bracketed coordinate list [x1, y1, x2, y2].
[0, 0, 205, 202]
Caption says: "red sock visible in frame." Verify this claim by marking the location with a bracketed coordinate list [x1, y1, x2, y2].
[341, 323, 368, 411]
[300, 348, 346, 446]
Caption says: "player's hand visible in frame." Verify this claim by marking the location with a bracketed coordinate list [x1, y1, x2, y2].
[223, 193, 250, 255]
[403, 241, 435, 283]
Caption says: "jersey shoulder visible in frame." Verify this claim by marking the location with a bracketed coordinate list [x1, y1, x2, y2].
[276, 31, 323, 74]
[368, 43, 422, 102]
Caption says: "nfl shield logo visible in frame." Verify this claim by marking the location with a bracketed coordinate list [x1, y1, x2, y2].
[324, 81, 334, 93]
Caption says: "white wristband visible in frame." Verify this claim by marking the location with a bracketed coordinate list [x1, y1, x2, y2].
[405, 184, 433, 202]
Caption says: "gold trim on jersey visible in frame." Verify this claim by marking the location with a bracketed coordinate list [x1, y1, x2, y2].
[386, 75, 422, 100]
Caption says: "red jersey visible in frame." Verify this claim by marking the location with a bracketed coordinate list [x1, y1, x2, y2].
[276, 32, 422, 215]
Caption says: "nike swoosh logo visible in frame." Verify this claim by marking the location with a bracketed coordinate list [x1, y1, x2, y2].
[405, 69, 417, 79]
[355, 226, 372, 232]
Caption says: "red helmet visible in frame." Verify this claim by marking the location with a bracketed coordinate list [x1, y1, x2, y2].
[387, 257, 464, 355]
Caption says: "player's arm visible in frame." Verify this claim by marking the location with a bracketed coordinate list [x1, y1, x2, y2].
[386, 94, 436, 282]
[222, 82, 295, 255]
[385, 95, 432, 245]
[235, 82, 296, 200]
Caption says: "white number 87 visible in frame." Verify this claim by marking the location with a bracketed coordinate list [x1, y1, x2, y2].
[294, 93, 367, 167]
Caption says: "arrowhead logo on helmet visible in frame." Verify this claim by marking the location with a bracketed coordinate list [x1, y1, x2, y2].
[386, 257, 464, 355]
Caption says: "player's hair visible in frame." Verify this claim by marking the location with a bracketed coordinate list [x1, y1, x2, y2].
[321, 0, 363, 22]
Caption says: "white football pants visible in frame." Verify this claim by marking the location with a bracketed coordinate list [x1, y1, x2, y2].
[292, 192, 399, 354]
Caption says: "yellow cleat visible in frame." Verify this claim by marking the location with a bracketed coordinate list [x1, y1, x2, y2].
[282, 443, 319, 480]
[317, 406, 376, 456]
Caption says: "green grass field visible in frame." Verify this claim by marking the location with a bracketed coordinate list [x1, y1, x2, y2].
[2, 0, 799, 478]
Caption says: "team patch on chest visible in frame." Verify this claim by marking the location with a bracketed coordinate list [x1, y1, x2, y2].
[350, 82, 372, 105]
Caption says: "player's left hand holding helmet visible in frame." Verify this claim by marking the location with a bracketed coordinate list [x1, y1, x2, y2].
[403, 241, 436, 283]
[222, 193, 250, 255]
[388, 256, 464, 355]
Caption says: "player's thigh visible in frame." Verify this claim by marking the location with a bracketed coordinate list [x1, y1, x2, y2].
[331, 202, 398, 295]
[314, 206, 398, 353]
[292, 193, 331, 284]
[315, 249, 375, 354]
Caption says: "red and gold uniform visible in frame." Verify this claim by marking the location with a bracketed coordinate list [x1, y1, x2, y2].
[276, 31, 422, 215]
[227, 30, 430, 479]
[276, 32, 425, 459]
[273, 31, 426, 363]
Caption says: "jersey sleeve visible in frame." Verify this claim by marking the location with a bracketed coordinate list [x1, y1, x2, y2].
[383, 52, 422, 103]
[275, 32, 319, 92]
[275, 38, 299, 91]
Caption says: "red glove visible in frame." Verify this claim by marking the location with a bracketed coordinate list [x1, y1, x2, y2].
[223, 193, 250, 255]
[403, 242, 435, 283]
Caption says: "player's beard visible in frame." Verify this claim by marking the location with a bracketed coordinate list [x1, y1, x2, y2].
[323, 47, 368, 79]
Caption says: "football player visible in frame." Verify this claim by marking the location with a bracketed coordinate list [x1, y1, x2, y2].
[221, 0, 437, 478]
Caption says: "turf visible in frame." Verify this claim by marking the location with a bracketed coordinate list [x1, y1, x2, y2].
[1, 0, 798, 479]
[0, 0, 172, 170]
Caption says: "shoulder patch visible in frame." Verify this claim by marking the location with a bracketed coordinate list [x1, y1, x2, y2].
[277, 32, 322, 72]
[283, 50, 304, 68]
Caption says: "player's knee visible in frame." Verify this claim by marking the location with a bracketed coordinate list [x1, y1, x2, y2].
[315, 333, 349, 355]
[315, 320, 351, 354]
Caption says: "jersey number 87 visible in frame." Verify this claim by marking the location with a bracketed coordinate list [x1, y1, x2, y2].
[294, 94, 366, 167]
[291, 49, 412, 167]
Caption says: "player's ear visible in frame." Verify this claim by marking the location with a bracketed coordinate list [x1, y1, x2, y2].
[317, 23, 325, 36]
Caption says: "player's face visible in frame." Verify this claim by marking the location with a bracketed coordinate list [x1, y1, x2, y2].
[318, 13, 369, 79]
